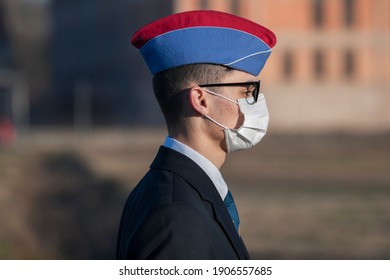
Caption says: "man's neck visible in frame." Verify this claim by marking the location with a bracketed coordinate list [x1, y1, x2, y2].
[170, 133, 226, 169]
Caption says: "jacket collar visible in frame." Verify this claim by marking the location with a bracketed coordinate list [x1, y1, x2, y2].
[150, 146, 249, 259]
[163, 136, 228, 200]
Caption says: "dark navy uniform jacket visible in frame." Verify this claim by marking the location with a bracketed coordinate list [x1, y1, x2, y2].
[116, 146, 249, 259]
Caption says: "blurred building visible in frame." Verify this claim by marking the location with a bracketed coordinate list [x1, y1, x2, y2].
[0, 0, 389, 132]
[1, 0, 172, 126]
[46, 0, 172, 125]
[0, 0, 9, 68]
[0, 0, 11, 119]
[1, 0, 50, 130]
[175, 0, 390, 133]
[0, 0, 30, 136]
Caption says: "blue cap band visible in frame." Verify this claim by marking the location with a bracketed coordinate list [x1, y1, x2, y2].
[140, 27, 272, 75]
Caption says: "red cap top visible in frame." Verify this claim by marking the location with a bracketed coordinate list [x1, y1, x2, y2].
[132, 10, 276, 49]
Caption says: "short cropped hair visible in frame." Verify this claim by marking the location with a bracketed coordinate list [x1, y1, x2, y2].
[152, 63, 233, 128]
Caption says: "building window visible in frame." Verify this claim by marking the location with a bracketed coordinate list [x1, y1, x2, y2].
[344, 49, 355, 79]
[200, 0, 209, 10]
[313, 0, 324, 28]
[283, 50, 294, 81]
[314, 49, 325, 79]
[344, 0, 355, 27]
[231, 0, 240, 15]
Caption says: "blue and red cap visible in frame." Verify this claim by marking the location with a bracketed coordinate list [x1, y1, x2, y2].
[132, 10, 277, 76]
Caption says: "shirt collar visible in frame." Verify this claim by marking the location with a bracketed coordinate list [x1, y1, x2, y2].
[163, 136, 228, 200]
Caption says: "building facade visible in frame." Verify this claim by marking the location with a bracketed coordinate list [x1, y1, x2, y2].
[1, 0, 388, 132]
[175, 0, 390, 133]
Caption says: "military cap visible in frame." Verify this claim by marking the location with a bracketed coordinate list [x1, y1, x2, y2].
[132, 10, 276, 75]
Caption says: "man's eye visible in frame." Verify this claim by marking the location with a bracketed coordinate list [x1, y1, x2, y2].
[247, 85, 255, 92]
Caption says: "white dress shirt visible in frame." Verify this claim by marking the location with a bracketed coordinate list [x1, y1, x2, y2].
[163, 136, 228, 200]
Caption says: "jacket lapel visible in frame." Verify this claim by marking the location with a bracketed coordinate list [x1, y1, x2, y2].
[151, 146, 249, 259]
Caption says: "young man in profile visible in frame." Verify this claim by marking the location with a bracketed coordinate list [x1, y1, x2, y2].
[117, 10, 276, 259]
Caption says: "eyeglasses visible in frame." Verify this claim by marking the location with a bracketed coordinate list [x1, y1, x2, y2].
[199, 81, 261, 102]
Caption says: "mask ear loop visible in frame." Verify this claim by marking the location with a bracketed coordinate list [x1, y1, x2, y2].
[202, 88, 238, 105]
[202, 88, 240, 130]
[203, 114, 229, 130]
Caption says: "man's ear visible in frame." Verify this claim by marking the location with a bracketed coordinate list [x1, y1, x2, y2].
[188, 86, 209, 116]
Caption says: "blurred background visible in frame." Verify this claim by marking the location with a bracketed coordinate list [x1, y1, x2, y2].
[0, 0, 389, 259]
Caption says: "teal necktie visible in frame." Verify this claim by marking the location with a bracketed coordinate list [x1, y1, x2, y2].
[224, 191, 240, 234]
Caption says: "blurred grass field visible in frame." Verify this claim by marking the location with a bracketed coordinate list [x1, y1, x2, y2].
[0, 128, 389, 259]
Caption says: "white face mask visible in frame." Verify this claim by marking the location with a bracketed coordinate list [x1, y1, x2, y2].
[204, 89, 269, 153]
